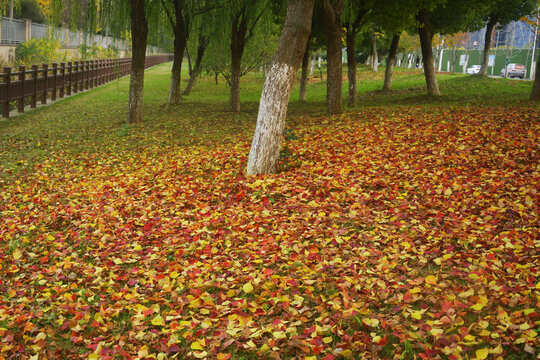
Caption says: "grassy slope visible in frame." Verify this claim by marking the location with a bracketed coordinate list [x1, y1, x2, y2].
[0, 64, 535, 182]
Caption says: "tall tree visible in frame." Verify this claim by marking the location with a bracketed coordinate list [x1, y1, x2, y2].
[343, 1, 367, 105]
[228, 0, 267, 112]
[416, 0, 485, 96]
[128, 0, 149, 123]
[161, 0, 190, 105]
[417, 8, 440, 96]
[531, 49, 540, 99]
[183, 11, 211, 95]
[479, 0, 536, 76]
[322, 0, 344, 115]
[383, 34, 400, 90]
[246, 0, 314, 175]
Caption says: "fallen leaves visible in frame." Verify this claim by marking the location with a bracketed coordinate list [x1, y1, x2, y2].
[0, 106, 538, 359]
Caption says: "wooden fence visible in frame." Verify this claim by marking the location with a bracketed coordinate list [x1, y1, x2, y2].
[0, 54, 173, 118]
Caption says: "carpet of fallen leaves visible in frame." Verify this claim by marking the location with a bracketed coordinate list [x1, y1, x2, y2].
[1, 106, 539, 360]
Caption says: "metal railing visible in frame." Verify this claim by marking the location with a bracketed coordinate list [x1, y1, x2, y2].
[1, 17, 160, 53]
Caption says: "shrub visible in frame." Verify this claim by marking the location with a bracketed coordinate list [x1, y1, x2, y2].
[15, 37, 65, 66]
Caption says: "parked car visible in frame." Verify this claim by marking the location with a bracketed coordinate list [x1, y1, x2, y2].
[466, 65, 481, 74]
[501, 64, 526, 79]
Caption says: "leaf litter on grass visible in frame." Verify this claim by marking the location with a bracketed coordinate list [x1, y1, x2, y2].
[0, 106, 539, 359]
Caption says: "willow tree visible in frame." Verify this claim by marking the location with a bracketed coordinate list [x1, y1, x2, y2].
[227, 0, 268, 112]
[160, 0, 191, 105]
[247, 0, 314, 175]
[51, 0, 162, 123]
[343, 1, 367, 105]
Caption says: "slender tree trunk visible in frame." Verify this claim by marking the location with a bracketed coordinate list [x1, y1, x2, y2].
[246, 0, 314, 175]
[169, 34, 188, 104]
[418, 10, 440, 96]
[371, 30, 378, 72]
[531, 50, 540, 99]
[230, 11, 247, 113]
[346, 26, 357, 105]
[480, 16, 497, 77]
[128, 0, 148, 123]
[323, 0, 343, 115]
[183, 36, 209, 96]
[383, 34, 400, 91]
[299, 43, 310, 102]
[310, 53, 315, 75]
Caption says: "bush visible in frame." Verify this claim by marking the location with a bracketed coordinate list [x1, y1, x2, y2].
[15, 37, 65, 66]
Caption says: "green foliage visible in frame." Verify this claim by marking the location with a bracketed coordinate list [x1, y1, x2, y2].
[79, 43, 118, 60]
[15, 0, 47, 23]
[15, 37, 65, 65]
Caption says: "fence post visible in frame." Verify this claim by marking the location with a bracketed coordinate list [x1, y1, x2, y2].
[79, 61, 84, 92]
[59, 63, 65, 98]
[97, 60, 101, 86]
[67, 62, 72, 96]
[41, 64, 48, 104]
[51, 63, 57, 101]
[90, 60, 94, 88]
[73, 61, 78, 94]
[18, 65, 25, 113]
[2, 67, 11, 118]
[85, 61, 89, 90]
[31, 65, 37, 108]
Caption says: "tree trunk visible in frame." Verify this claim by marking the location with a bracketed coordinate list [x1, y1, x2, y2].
[299, 43, 310, 102]
[230, 10, 248, 113]
[310, 54, 315, 75]
[167, 0, 189, 105]
[169, 34, 188, 104]
[322, 0, 343, 115]
[183, 35, 209, 96]
[371, 30, 378, 72]
[383, 34, 400, 91]
[531, 50, 540, 99]
[417, 10, 440, 96]
[246, 0, 314, 175]
[128, 0, 148, 123]
[480, 16, 497, 77]
[346, 26, 357, 105]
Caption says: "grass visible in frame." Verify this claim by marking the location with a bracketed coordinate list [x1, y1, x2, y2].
[0, 62, 534, 182]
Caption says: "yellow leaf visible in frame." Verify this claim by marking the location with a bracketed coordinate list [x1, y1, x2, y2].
[13, 249, 22, 260]
[138, 345, 149, 358]
[34, 332, 46, 342]
[259, 343, 270, 353]
[444, 188, 453, 196]
[191, 341, 204, 351]
[425, 275, 437, 286]
[323, 336, 333, 343]
[88, 354, 100, 360]
[273, 331, 286, 339]
[458, 288, 475, 298]
[410, 287, 421, 294]
[170, 271, 179, 279]
[471, 296, 488, 311]
[151, 315, 164, 326]
[193, 351, 208, 359]
[243, 282, 254, 294]
[476, 348, 489, 359]
[410, 310, 424, 320]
